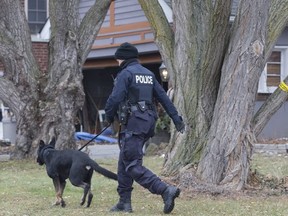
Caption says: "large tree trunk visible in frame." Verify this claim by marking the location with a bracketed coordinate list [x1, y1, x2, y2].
[140, 0, 231, 173]
[0, 0, 112, 158]
[163, 0, 232, 174]
[197, 1, 270, 189]
[0, 1, 41, 157]
[197, 0, 288, 189]
[140, 0, 288, 190]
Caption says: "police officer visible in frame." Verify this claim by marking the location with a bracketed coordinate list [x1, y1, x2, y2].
[105, 42, 185, 214]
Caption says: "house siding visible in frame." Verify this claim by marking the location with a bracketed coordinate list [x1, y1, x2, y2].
[256, 101, 288, 140]
[114, 0, 146, 25]
[79, 0, 95, 20]
[276, 27, 288, 46]
[80, 0, 157, 60]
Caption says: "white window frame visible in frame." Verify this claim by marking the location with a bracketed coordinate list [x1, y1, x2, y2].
[24, 0, 49, 35]
[258, 46, 288, 93]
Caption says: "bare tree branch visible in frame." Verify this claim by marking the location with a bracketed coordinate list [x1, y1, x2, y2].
[252, 0, 288, 136]
[138, 0, 174, 73]
[253, 78, 288, 136]
[266, 0, 288, 51]
[48, 0, 81, 74]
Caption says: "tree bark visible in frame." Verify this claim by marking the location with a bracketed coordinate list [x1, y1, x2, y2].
[0, 0, 112, 158]
[140, 0, 288, 190]
[197, 0, 270, 188]
[141, 0, 231, 173]
[197, 0, 288, 189]
[252, 0, 288, 136]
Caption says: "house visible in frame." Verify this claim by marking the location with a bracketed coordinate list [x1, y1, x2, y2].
[80, 0, 170, 133]
[0, 0, 287, 142]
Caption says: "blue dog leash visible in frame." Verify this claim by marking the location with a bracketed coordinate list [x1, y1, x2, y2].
[78, 124, 111, 151]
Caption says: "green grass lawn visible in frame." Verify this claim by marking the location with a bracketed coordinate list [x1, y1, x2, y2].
[1, 154, 288, 216]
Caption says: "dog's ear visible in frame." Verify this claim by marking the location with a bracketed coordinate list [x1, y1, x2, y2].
[49, 137, 56, 147]
[39, 140, 45, 147]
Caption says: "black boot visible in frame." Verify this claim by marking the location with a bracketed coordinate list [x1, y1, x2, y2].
[110, 201, 133, 213]
[161, 185, 181, 214]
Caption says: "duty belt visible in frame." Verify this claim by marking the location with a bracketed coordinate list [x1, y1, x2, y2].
[130, 105, 139, 112]
[130, 101, 153, 112]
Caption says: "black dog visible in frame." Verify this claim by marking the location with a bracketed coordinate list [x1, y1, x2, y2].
[37, 138, 117, 207]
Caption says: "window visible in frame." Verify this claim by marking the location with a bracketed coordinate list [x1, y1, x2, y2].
[258, 47, 288, 93]
[266, 51, 281, 86]
[27, 0, 48, 34]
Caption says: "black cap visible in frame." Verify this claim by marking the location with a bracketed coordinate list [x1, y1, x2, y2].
[115, 42, 138, 60]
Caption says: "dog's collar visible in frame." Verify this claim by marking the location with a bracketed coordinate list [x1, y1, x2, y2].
[40, 145, 54, 161]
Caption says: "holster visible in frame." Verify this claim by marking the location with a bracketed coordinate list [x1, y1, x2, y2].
[137, 101, 146, 112]
[118, 101, 130, 125]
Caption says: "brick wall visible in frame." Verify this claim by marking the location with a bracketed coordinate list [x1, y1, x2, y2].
[0, 42, 49, 74]
[32, 42, 49, 73]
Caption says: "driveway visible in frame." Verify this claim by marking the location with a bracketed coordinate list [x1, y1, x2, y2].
[87, 144, 119, 159]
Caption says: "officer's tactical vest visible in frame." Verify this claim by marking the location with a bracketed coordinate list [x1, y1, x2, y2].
[128, 72, 154, 104]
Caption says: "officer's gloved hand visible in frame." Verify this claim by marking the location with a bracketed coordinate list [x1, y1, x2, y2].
[105, 115, 114, 126]
[173, 116, 185, 133]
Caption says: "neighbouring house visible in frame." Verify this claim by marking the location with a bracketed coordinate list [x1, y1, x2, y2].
[0, 102, 17, 143]
[0, 0, 288, 142]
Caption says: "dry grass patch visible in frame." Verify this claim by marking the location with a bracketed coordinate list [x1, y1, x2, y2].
[1, 154, 288, 215]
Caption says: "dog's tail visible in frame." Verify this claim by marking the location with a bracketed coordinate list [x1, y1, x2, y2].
[91, 161, 117, 180]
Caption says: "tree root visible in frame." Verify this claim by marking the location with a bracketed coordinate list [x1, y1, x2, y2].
[176, 166, 288, 197]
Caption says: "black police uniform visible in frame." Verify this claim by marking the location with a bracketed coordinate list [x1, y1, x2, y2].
[105, 42, 184, 214]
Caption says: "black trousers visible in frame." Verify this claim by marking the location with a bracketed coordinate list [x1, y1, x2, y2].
[116, 110, 167, 202]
